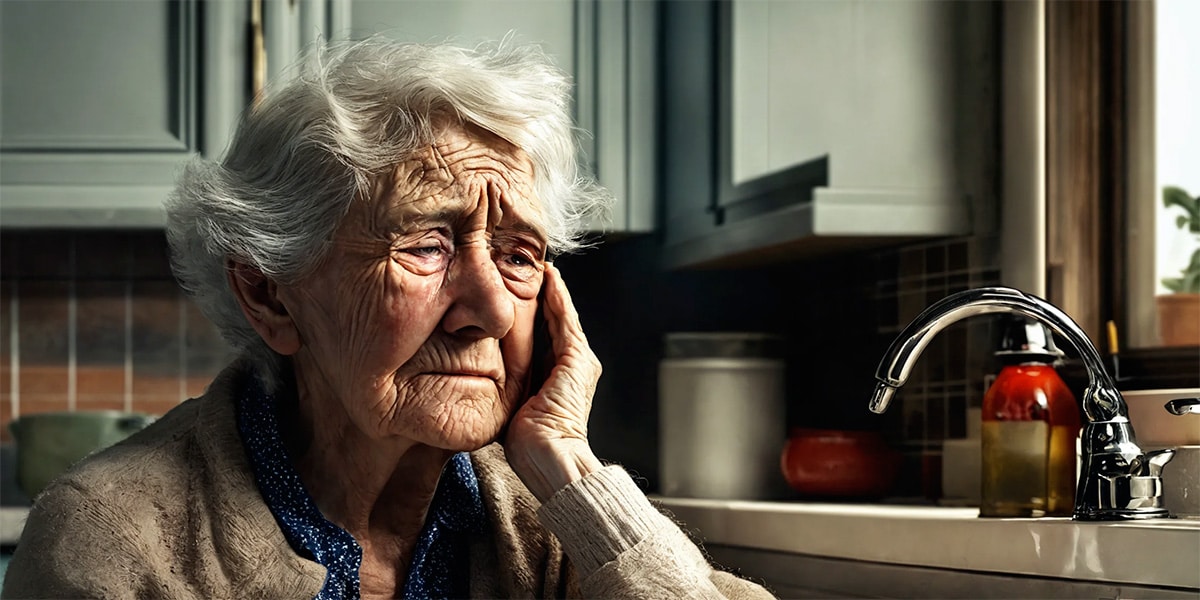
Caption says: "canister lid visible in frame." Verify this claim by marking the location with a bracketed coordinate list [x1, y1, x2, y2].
[663, 332, 783, 359]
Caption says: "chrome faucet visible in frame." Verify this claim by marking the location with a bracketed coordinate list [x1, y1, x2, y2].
[868, 286, 1175, 520]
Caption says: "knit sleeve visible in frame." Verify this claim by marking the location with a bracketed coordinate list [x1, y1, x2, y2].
[0, 481, 196, 600]
[535, 466, 776, 599]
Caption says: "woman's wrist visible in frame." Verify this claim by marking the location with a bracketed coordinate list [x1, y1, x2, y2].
[507, 438, 603, 503]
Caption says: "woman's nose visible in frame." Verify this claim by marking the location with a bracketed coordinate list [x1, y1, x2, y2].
[441, 244, 515, 340]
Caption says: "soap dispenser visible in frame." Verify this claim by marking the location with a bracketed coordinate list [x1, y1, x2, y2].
[980, 316, 1082, 518]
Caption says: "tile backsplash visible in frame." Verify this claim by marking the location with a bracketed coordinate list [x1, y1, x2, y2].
[0, 227, 1003, 504]
[871, 234, 1002, 498]
[0, 231, 235, 443]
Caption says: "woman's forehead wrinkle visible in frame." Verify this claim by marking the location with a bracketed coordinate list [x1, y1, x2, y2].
[488, 181, 504, 231]
[360, 127, 544, 238]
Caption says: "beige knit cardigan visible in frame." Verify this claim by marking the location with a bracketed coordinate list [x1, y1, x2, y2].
[1, 362, 774, 599]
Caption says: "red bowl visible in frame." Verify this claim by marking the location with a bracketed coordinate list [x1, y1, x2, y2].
[780, 428, 902, 499]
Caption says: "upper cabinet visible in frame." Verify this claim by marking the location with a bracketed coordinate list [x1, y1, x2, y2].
[343, 0, 655, 234]
[0, 0, 254, 227]
[662, 0, 996, 268]
[2, 0, 986, 249]
[0, 0, 652, 234]
[0, 0, 359, 229]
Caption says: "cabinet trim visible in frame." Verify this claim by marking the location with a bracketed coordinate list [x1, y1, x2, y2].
[662, 186, 968, 269]
[0, 185, 170, 228]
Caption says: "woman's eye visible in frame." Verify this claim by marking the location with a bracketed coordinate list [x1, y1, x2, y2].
[505, 253, 534, 267]
[394, 240, 453, 274]
[493, 248, 541, 282]
[408, 245, 446, 258]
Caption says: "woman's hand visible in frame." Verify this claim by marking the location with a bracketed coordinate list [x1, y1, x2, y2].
[503, 263, 604, 502]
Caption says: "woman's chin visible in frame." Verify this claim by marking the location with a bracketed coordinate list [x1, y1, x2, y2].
[418, 416, 507, 453]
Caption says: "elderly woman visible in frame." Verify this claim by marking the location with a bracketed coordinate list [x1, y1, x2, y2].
[1, 38, 774, 599]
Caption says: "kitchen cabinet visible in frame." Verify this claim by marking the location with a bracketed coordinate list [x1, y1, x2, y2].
[345, 0, 655, 234]
[661, 0, 994, 268]
[0, 0, 349, 229]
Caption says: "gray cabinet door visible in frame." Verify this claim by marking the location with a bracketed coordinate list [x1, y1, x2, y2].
[0, 0, 248, 227]
[346, 0, 654, 234]
[661, 0, 983, 268]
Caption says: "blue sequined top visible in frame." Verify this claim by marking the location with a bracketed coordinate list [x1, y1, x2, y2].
[236, 376, 487, 599]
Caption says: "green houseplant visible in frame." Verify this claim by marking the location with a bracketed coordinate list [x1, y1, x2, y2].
[1157, 185, 1200, 346]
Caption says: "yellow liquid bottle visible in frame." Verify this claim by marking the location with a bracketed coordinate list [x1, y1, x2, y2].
[980, 319, 1081, 518]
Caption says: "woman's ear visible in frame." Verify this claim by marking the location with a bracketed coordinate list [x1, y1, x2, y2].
[226, 259, 302, 355]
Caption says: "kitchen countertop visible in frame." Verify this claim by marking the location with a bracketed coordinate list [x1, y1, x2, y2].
[4, 500, 1197, 589]
[0, 508, 27, 546]
[654, 497, 1200, 590]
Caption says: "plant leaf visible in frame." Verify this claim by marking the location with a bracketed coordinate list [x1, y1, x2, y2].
[1163, 277, 1184, 293]
[1163, 186, 1200, 232]
[1186, 272, 1200, 293]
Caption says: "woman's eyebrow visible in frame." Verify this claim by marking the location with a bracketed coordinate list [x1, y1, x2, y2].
[494, 221, 548, 246]
[390, 207, 465, 232]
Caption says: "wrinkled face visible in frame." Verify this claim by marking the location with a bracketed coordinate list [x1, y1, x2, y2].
[278, 123, 546, 450]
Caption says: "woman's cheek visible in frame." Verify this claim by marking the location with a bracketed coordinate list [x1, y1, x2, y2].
[503, 300, 540, 396]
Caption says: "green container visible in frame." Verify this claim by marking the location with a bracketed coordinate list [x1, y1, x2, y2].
[9, 411, 155, 498]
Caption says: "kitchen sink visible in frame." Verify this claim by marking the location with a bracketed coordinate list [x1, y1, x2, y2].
[1161, 444, 1200, 518]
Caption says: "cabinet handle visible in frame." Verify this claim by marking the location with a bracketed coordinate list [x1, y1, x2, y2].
[251, 0, 266, 105]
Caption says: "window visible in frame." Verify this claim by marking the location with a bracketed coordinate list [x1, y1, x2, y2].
[1136, 0, 1200, 349]
[1044, 0, 1197, 390]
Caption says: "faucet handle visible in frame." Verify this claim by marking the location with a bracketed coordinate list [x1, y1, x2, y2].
[1165, 398, 1200, 416]
[1139, 448, 1176, 478]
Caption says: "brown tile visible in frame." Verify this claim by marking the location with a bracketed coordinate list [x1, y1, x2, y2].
[947, 240, 969, 273]
[184, 300, 232, 365]
[898, 290, 926, 325]
[18, 394, 70, 416]
[75, 396, 126, 413]
[131, 396, 182, 417]
[0, 280, 10, 340]
[76, 366, 126, 396]
[76, 282, 127, 395]
[927, 395, 946, 441]
[184, 376, 214, 399]
[924, 244, 947, 275]
[899, 246, 925, 280]
[18, 281, 70, 367]
[0, 281, 11, 395]
[0, 394, 12, 443]
[131, 281, 182, 380]
[132, 372, 179, 397]
[19, 365, 69, 395]
[183, 300, 234, 389]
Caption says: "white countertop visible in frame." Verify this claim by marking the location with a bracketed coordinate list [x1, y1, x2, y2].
[4, 499, 1198, 589]
[654, 497, 1200, 590]
[0, 508, 27, 546]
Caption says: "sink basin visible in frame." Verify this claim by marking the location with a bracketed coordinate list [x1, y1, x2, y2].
[1162, 445, 1200, 518]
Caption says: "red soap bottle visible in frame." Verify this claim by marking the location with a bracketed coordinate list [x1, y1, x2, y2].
[980, 317, 1082, 518]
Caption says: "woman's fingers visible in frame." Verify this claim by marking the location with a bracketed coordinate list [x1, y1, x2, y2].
[541, 264, 601, 392]
[542, 263, 583, 354]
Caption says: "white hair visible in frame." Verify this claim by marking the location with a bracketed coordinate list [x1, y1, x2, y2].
[165, 36, 611, 389]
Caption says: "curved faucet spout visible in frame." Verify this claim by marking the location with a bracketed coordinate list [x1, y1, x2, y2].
[868, 286, 1170, 521]
[869, 287, 1122, 422]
